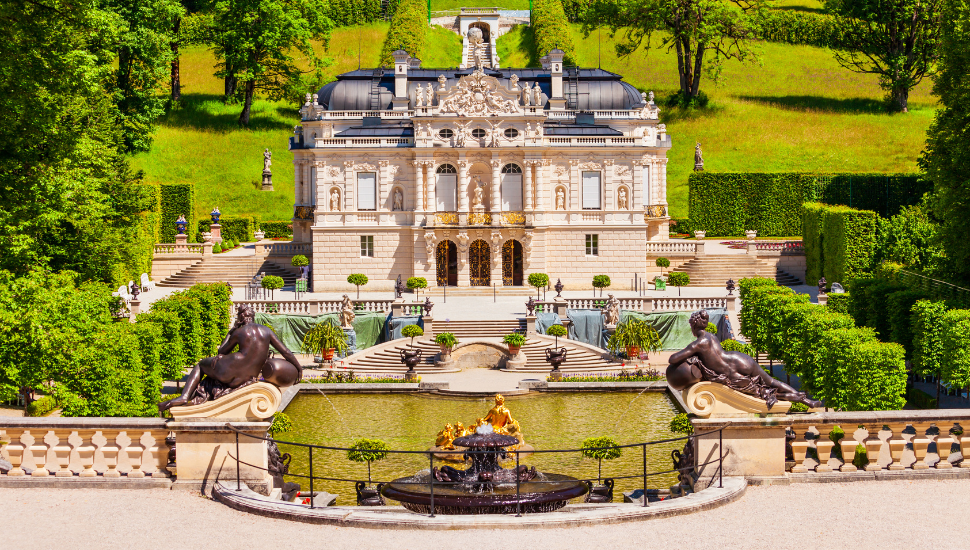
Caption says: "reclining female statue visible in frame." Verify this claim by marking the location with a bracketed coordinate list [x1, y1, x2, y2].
[667, 310, 822, 410]
[159, 305, 302, 412]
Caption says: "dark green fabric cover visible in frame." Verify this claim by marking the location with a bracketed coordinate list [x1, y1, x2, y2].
[255, 312, 386, 353]
[619, 309, 733, 350]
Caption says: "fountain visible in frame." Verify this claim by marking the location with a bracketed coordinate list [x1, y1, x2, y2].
[382, 395, 588, 514]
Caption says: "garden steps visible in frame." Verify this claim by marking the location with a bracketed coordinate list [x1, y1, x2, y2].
[673, 255, 801, 286]
[157, 256, 298, 287]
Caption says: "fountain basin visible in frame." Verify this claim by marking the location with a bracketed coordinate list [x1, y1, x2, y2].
[381, 472, 589, 514]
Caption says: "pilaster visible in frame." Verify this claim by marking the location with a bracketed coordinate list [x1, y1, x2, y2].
[524, 160, 534, 211]
[490, 158, 502, 214]
[458, 159, 469, 213]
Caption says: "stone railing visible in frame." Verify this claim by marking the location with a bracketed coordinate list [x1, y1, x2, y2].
[233, 299, 395, 316]
[257, 242, 311, 257]
[751, 241, 804, 256]
[154, 243, 203, 254]
[434, 212, 460, 226]
[692, 409, 970, 480]
[562, 296, 735, 313]
[313, 137, 413, 148]
[645, 241, 696, 255]
[0, 418, 171, 479]
[644, 205, 667, 219]
[460, 6, 498, 14]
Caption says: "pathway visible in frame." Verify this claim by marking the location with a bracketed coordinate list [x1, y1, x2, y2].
[1, 478, 966, 549]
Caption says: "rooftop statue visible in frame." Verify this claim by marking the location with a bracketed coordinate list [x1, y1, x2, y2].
[666, 310, 822, 409]
[158, 305, 302, 412]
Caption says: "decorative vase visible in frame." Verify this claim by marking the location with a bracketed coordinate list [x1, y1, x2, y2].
[356, 482, 386, 506]
[322, 348, 335, 361]
[439, 345, 453, 359]
[508, 344, 521, 357]
[626, 346, 641, 360]
[584, 479, 614, 503]
[545, 347, 567, 371]
[745, 230, 758, 240]
[400, 348, 423, 373]
[693, 230, 706, 240]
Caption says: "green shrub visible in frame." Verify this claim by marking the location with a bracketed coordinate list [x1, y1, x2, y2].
[738, 277, 779, 339]
[844, 340, 907, 411]
[581, 436, 621, 484]
[826, 293, 851, 315]
[502, 333, 526, 347]
[347, 438, 389, 485]
[260, 220, 292, 239]
[669, 413, 694, 435]
[789, 402, 809, 413]
[941, 309, 970, 389]
[434, 332, 458, 347]
[875, 204, 944, 273]
[197, 215, 255, 243]
[592, 275, 611, 293]
[720, 339, 755, 356]
[527, 273, 549, 299]
[739, 282, 792, 347]
[401, 324, 424, 345]
[911, 300, 947, 377]
[302, 319, 348, 355]
[817, 327, 878, 408]
[379, 0, 427, 67]
[852, 444, 869, 470]
[25, 395, 58, 417]
[667, 272, 690, 295]
[532, 0, 576, 64]
[261, 275, 284, 290]
[655, 257, 670, 274]
[802, 202, 827, 284]
[906, 386, 938, 409]
[861, 281, 907, 338]
[136, 309, 186, 380]
[406, 276, 427, 290]
[159, 183, 196, 243]
[759, 291, 811, 361]
[782, 304, 854, 397]
[324, 0, 387, 26]
[886, 289, 932, 356]
[847, 278, 880, 327]
[212, 243, 222, 253]
[821, 205, 878, 284]
[291, 255, 309, 267]
[268, 411, 292, 437]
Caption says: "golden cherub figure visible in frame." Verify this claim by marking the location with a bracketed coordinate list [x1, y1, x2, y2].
[454, 421, 465, 437]
[435, 423, 456, 450]
[482, 394, 520, 435]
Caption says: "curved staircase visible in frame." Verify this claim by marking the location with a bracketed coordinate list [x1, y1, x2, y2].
[157, 256, 299, 287]
[675, 255, 802, 286]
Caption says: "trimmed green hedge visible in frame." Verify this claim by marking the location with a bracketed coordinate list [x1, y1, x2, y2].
[802, 202, 826, 284]
[845, 340, 907, 411]
[887, 289, 932, 357]
[758, 11, 848, 48]
[821, 205, 878, 283]
[326, 0, 388, 27]
[260, 220, 292, 239]
[941, 309, 970, 389]
[379, 0, 426, 67]
[911, 299, 946, 377]
[159, 183, 196, 243]
[782, 305, 855, 397]
[198, 216, 255, 243]
[826, 293, 851, 315]
[532, 0, 576, 64]
[689, 173, 928, 237]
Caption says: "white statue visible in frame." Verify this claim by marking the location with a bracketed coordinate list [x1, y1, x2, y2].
[472, 178, 484, 207]
[415, 84, 424, 107]
[556, 187, 565, 210]
[618, 187, 628, 209]
[605, 294, 620, 327]
[509, 74, 519, 90]
[438, 74, 447, 90]
[533, 85, 542, 106]
[340, 294, 355, 329]
[535, 124, 543, 139]
[393, 188, 403, 211]
[330, 189, 340, 211]
[263, 148, 272, 171]
[425, 83, 434, 106]
[522, 82, 532, 106]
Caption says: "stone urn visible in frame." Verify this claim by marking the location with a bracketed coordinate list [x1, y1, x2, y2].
[400, 348, 423, 381]
[585, 479, 614, 503]
[745, 229, 758, 240]
[254, 229, 265, 241]
[545, 347, 567, 371]
[693, 230, 706, 240]
[356, 481, 385, 506]
[508, 344, 521, 357]
[438, 344, 453, 360]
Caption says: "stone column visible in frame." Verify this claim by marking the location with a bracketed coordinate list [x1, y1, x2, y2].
[536, 160, 547, 212]
[378, 160, 389, 210]
[524, 160, 534, 211]
[603, 159, 614, 211]
[424, 161, 435, 212]
[343, 160, 355, 213]
[294, 160, 304, 205]
[305, 162, 315, 205]
[412, 160, 424, 212]
[458, 160, 469, 212]
[632, 160, 643, 211]
[490, 159, 501, 214]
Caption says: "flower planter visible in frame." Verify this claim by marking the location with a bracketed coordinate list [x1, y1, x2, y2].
[545, 347, 567, 371]
[356, 482, 386, 506]
[400, 348, 423, 373]
[693, 230, 707, 240]
[439, 344, 453, 358]
[507, 344, 521, 357]
[626, 346, 641, 360]
[322, 349, 335, 361]
[584, 479, 614, 503]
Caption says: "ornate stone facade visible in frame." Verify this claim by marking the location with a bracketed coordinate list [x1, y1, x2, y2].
[290, 49, 672, 291]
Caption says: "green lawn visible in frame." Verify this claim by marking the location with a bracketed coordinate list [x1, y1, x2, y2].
[134, 19, 933, 221]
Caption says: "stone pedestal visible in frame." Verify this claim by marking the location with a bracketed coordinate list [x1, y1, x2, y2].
[340, 328, 358, 358]
[683, 382, 792, 419]
[506, 352, 527, 370]
[525, 315, 537, 336]
[128, 299, 141, 322]
[209, 224, 223, 244]
[261, 169, 273, 191]
[422, 316, 434, 337]
[175, 233, 188, 252]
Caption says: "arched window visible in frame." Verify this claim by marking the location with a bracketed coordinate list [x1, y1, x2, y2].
[501, 163, 522, 174]
[436, 165, 458, 211]
[436, 164, 456, 174]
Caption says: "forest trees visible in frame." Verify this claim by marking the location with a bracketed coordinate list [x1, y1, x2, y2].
[823, 0, 942, 112]
[585, 0, 766, 105]
[209, 0, 333, 125]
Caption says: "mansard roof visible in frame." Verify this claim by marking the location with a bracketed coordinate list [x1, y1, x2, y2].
[316, 67, 644, 112]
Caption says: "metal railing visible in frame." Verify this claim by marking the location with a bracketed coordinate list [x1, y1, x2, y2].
[226, 425, 724, 516]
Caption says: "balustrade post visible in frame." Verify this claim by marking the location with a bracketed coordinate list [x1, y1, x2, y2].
[643, 297, 653, 313]
[839, 429, 860, 472]
[127, 432, 146, 478]
[77, 431, 98, 477]
[936, 426, 954, 469]
[912, 423, 932, 470]
[30, 431, 51, 477]
[52, 429, 73, 477]
[790, 428, 811, 473]
[888, 424, 908, 471]
[815, 430, 836, 473]
[6, 431, 28, 476]
[863, 427, 884, 472]
[960, 434, 970, 468]
[101, 430, 122, 478]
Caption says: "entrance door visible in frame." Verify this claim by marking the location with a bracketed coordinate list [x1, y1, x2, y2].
[469, 239, 490, 286]
[502, 240, 523, 286]
[436, 240, 458, 286]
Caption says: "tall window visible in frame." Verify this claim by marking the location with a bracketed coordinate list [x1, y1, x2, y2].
[357, 172, 376, 211]
[310, 166, 317, 206]
[582, 171, 601, 210]
[586, 234, 598, 256]
[435, 163, 457, 211]
[360, 236, 374, 257]
[501, 163, 522, 211]
[643, 165, 651, 206]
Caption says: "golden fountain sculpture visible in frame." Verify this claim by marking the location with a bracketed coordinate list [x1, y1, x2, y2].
[433, 395, 528, 457]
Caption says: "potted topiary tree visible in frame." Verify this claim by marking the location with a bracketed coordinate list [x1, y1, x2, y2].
[655, 257, 670, 276]
[503, 332, 526, 357]
[347, 273, 369, 299]
[400, 324, 424, 380]
[581, 436, 621, 502]
[406, 276, 427, 301]
[544, 324, 568, 375]
[527, 272, 549, 301]
[434, 332, 458, 359]
[608, 318, 661, 361]
[347, 438, 389, 506]
[261, 275, 284, 300]
[667, 272, 690, 296]
[592, 275, 611, 298]
[302, 319, 348, 362]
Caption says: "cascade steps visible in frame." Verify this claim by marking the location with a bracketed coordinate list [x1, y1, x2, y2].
[674, 255, 801, 286]
[157, 256, 299, 287]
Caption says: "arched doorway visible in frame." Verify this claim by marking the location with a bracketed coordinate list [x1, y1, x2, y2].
[436, 240, 458, 286]
[469, 239, 490, 286]
[502, 240, 523, 286]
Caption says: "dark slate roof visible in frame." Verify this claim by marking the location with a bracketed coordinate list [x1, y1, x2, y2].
[334, 125, 414, 137]
[543, 124, 624, 136]
[315, 67, 644, 111]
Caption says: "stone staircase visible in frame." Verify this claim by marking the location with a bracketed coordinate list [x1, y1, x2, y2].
[462, 41, 495, 69]
[674, 255, 802, 286]
[157, 256, 299, 287]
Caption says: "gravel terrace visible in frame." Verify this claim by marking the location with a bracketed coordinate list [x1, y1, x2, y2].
[1, 478, 966, 549]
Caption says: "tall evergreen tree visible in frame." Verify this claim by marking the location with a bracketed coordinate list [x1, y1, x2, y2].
[919, 0, 970, 283]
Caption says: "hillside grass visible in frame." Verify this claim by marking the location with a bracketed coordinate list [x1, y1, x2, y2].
[497, 23, 933, 216]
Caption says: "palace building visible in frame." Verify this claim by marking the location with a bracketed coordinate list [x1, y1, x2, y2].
[290, 47, 672, 291]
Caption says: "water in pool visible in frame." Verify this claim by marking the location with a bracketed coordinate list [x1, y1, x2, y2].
[278, 391, 683, 506]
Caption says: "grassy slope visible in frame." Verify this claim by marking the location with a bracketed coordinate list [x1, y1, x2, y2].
[497, 24, 933, 217]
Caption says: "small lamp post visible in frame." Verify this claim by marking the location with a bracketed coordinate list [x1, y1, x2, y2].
[725, 278, 736, 296]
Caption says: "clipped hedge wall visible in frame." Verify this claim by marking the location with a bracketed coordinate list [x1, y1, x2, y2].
[689, 173, 927, 237]
[379, 0, 426, 67]
[802, 202, 826, 284]
[532, 0, 576, 64]
[144, 283, 233, 372]
[886, 289, 932, 357]
[941, 309, 970, 389]
[817, 327, 877, 407]
[911, 299, 947, 377]
[159, 183, 196, 243]
[260, 220, 292, 239]
[758, 11, 848, 48]
[325, 0, 388, 27]
[821, 205, 878, 283]
[826, 293, 851, 315]
[844, 340, 907, 411]
[198, 216, 256, 243]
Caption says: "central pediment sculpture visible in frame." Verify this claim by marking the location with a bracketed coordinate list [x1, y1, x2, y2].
[437, 68, 521, 117]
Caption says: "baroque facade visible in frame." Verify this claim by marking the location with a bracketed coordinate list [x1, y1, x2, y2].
[290, 49, 672, 291]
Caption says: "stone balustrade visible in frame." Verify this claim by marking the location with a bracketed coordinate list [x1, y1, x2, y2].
[645, 241, 696, 255]
[154, 243, 204, 254]
[233, 299, 395, 316]
[562, 296, 735, 314]
[258, 242, 312, 257]
[692, 409, 970, 481]
[1, 418, 171, 479]
[749, 241, 804, 256]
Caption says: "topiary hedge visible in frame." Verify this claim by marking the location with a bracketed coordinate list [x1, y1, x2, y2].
[886, 289, 932, 357]
[532, 0, 576, 64]
[758, 10, 848, 48]
[941, 309, 970, 390]
[911, 299, 947, 377]
[159, 183, 196, 243]
[802, 202, 826, 284]
[379, 0, 427, 67]
[844, 340, 907, 411]
[821, 205, 878, 284]
[260, 220, 292, 239]
[198, 215, 255, 243]
[689, 173, 927, 237]
[325, 0, 388, 27]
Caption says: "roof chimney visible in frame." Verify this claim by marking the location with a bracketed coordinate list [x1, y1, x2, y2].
[547, 49, 566, 111]
[392, 49, 411, 110]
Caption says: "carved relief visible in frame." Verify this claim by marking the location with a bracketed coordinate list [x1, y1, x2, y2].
[491, 230, 503, 248]
[456, 231, 469, 252]
[522, 232, 533, 254]
[614, 164, 631, 178]
[437, 68, 521, 117]
[379, 160, 389, 167]
[354, 163, 376, 171]
[326, 165, 341, 178]
[424, 230, 437, 257]
[578, 162, 602, 170]
[554, 164, 568, 178]
[388, 164, 400, 180]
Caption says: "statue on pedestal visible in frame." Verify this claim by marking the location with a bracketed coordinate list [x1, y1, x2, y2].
[340, 294, 355, 329]
[667, 310, 821, 409]
[158, 305, 302, 412]
[604, 294, 620, 326]
[693, 143, 704, 172]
